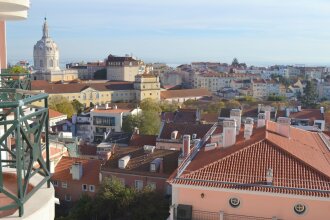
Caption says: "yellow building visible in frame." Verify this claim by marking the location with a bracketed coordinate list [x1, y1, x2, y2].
[134, 74, 160, 101]
[31, 74, 160, 107]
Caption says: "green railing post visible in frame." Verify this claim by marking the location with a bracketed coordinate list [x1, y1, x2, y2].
[15, 106, 24, 217]
[45, 97, 51, 188]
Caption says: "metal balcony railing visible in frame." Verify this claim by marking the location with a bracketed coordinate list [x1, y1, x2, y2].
[0, 88, 50, 217]
[0, 72, 31, 90]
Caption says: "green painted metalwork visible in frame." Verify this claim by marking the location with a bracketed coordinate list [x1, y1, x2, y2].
[0, 86, 50, 216]
[0, 73, 31, 90]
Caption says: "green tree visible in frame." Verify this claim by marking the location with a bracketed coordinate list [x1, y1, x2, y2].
[319, 101, 330, 112]
[206, 101, 225, 113]
[159, 101, 177, 112]
[122, 114, 142, 133]
[231, 58, 239, 67]
[140, 111, 161, 135]
[8, 65, 27, 74]
[267, 95, 286, 101]
[71, 99, 84, 114]
[140, 98, 162, 113]
[49, 95, 75, 118]
[226, 100, 241, 109]
[301, 81, 318, 108]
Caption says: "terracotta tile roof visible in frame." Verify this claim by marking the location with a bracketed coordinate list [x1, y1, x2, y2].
[129, 134, 157, 147]
[252, 78, 267, 84]
[49, 109, 66, 119]
[289, 109, 324, 121]
[52, 156, 101, 185]
[201, 113, 219, 123]
[171, 121, 330, 197]
[32, 80, 134, 94]
[102, 146, 180, 177]
[161, 89, 211, 99]
[159, 122, 213, 140]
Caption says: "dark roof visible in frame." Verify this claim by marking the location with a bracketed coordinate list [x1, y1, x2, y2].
[107, 54, 137, 62]
[129, 134, 157, 147]
[201, 113, 219, 123]
[102, 146, 180, 177]
[219, 108, 231, 118]
[159, 122, 213, 140]
[104, 132, 132, 145]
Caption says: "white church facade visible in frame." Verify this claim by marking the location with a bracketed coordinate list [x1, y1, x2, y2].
[32, 18, 78, 82]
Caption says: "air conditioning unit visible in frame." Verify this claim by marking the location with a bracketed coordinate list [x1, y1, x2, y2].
[176, 204, 192, 220]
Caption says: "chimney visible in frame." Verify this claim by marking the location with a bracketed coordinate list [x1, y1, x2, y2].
[230, 109, 242, 135]
[196, 109, 201, 122]
[182, 134, 191, 157]
[297, 106, 302, 112]
[285, 108, 290, 117]
[276, 117, 291, 138]
[320, 106, 324, 114]
[70, 161, 83, 180]
[113, 105, 118, 110]
[95, 105, 98, 110]
[258, 104, 262, 113]
[50, 160, 55, 174]
[134, 127, 140, 135]
[105, 103, 109, 109]
[257, 113, 266, 128]
[222, 118, 237, 148]
[244, 117, 254, 140]
[171, 130, 178, 140]
[266, 168, 273, 185]
[264, 106, 271, 121]
[118, 155, 131, 169]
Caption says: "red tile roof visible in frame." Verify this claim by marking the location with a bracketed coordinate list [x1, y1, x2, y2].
[171, 121, 330, 197]
[49, 109, 66, 119]
[52, 156, 101, 185]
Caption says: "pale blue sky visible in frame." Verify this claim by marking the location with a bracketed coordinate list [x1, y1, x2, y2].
[6, 0, 330, 66]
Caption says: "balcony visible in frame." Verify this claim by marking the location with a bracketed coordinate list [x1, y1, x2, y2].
[0, 0, 30, 20]
[0, 73, 31, 90]
[0, 88, 51, 217]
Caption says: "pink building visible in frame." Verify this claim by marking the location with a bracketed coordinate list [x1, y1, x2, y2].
[169, 119, 330, 220]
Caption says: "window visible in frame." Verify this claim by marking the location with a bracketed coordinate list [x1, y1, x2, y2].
[89, 185, 95, 192]
[229, 197, 240, 208]
[93, 116, 115, 126]
[82, 184, 88, 191]
[62, 182, 68, 188]
[147, 182, 156, 191]
[294, 203, 306, 215]
[65, 194, 71, 202]
[52, 180, 58, 187]
[135, 180, 143, 191]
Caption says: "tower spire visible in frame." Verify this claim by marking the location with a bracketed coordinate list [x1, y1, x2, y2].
[42, 17, 49, 38]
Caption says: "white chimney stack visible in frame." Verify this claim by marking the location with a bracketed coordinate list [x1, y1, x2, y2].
[277, 117, 291, 138]
[230, 109, 242, 135]
[71, 161, 83, 180]
[297, 106, 302, 112]
[244, 117, 254, 140]
[114, 105, 118, 109]
[321, 106, 324, 114]
[285, 108, 290, 117]
[222, 118, 237, 148]
[266, 168, 273, 185]
[264, 106, 271, 121]
[171, 130, 178, 140]
[258, 104, 262, 113]
[182, 134, 191, 157]
[105, 103, 109, 109]
[257, 113, 266, 128]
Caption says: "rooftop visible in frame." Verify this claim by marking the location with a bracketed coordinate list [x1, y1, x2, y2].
[171, 121, 330, 197]
[52, 156, 101, 185]
[158, 122, 213, 140]
[102, 146, 180, 178]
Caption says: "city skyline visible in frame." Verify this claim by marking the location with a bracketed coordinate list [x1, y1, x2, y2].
[6, 0, 330, 66]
